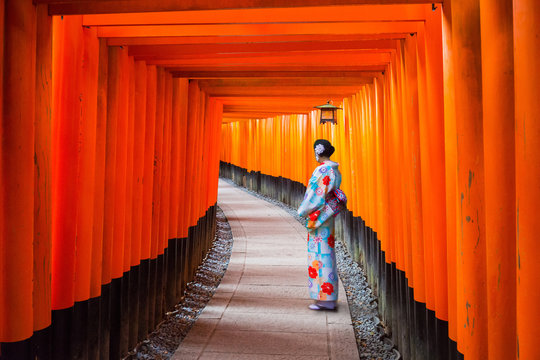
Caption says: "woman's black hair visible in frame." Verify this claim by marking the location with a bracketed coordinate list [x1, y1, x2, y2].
[313, 139, 335, 157]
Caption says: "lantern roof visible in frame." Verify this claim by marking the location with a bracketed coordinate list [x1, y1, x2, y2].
[314, 101, 342, 110]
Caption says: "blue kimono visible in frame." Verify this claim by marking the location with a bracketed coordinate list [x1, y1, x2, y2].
[298, 161, 342, 301]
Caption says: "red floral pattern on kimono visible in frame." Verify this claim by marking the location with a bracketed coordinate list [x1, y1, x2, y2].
[327, 235, 335, 248]
[321, 282, 334, 295]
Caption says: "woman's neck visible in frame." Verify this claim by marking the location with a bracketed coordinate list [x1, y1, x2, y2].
[318, 156, 330, 163]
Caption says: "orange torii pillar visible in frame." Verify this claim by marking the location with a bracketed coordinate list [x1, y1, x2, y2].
[441, 2, 459, 355]
[174, 78, 189, 302]
[100, 44, 123, 360]
[33, 4, 53, 356]
[90, 38, 109, 360]
[149, 66, 166, 330]
[184, 80, 201, 282]
[0, 0, 37, 357]
[139, 64, 157, 341]
[123, 56, 136, 352]
[166, 77, 182, 312]
[514, 1, 540, 358]
[157, 72, 173, 321]
[72, 23, 99, 359]
[128, 59, 147, 349]
[479, 0, 516, 359]
[50, 15, 84, 359]
[451, 0, 488, 358]
[109, 45, 130, 360]
[423, 6, 449, 357]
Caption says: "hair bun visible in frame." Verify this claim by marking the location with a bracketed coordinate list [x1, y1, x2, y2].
[313, 139, 335, 158]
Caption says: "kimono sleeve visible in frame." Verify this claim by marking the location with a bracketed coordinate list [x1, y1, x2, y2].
[297, 165, 337, 217]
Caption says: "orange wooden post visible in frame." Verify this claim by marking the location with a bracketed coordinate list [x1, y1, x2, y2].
[127, 58, 146, 349]
[173, 78, 189, 302]
[424, 6, 448, 323]
[138, 64, 157, 339]
[151, 67, 165, 261]
[199, 98, 212, 219]
[479, 0, 516, 358]
[403, 33, 425, 306]
[51, 15, 83, 312]
[112, 46, 130, 281]
[0, 0, 37, 343]
[441, 2, 459, 345]
[210, 100, 223, 204]
[194, 94, 207, 223]
[131, 60, 147, 269]
[102, 45, 121, 288]
[33, 3, 53, 334]
[185, 80, 201, 230]
[90, 38, 109, 299]
[151, 66, 166, 325]
[416, 25, 436, 313]
[514, 1, 540, 358]
[451, 0, 488, 357]
[141, 65, 157, 265]
[169, 79, 181, 240]
[74, 25, 100, 304]
[159, 73, 173, 255]
[123, 56, 136, 274]
[175, 79, 189, 240]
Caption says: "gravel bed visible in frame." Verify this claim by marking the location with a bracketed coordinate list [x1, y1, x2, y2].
[221, 177, 400, 360]
[125, 207, 233, 360]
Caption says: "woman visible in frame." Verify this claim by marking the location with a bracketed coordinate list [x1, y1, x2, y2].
[298, 139, 342, 310]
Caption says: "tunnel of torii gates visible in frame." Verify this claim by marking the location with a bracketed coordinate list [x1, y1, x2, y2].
[0, 0, 538, 359]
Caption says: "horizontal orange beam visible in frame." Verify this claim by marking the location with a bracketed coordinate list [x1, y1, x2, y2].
[145, 52, 392, 66]
[198, 78, 373, 87]
[133, 49, 392, 63]
[219, 99, 346, 108]
[223, 111, 310, 118]
[223, 104, 315, 111]
[199, 86, 361, 96]
[171, 70, 384, 78]
[140, 52, 392, 67]
[82, 5, 428, 26]
[127, 40, 398, 58]
[45, 1, 442, 15]
[96, 22, 421, 38]
[108, 33, 408, 46]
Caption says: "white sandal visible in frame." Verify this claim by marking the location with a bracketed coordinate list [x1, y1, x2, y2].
[308, 301, 336, 310]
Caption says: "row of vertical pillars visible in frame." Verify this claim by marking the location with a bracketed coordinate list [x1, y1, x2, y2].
[0, 4, 223, 359]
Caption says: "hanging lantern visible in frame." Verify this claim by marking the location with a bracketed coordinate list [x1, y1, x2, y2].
[314, 100, 341, 125]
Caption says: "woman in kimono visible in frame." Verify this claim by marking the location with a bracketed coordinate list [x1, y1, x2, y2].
[298, 139, 342, 310]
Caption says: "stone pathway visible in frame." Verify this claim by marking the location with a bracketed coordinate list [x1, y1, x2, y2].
[173, 180, 359, 360]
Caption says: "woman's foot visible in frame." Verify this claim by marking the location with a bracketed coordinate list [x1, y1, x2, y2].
[308, 300, 336, 310]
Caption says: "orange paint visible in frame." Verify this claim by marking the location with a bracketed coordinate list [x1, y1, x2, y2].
[1, 0, 37, 342]
[480, 0, 516, 358]
[514, 0, 540, 358]
[141, 65, 157, 261]
[111, 46, 129, 279]
[90, 38, 109, 298]
[451, 0, 488, 357]
[33, 3, 53, 332]
[74, 24, 100, 302]
[131, 60, 147, 267]
[51, 15, 83, 310]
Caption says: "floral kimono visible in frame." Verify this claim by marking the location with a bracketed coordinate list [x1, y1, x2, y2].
[298, 160, 342, 302]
